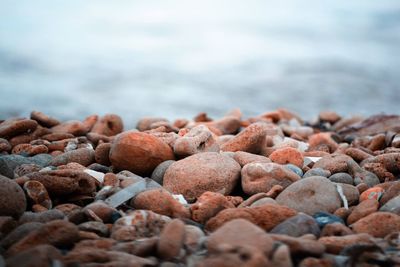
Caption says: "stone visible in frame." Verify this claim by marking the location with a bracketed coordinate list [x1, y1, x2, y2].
[12, 143, 48, 156]
[173, 125, 219, 156]
[380, 195, 400, 215]
[351, 212, 400, 237]
[271, 244, 293, 267]
[51, 120, 89, 136]
[191, 191, 235, 224]
[319, 111, 341, 124]
[27, 169, 96, 196]
[313, 212, 344, 228]
[336, 183, 359, 206]
[312, 154, 351, 174]
[232, 151, 271, 167]
[338, 114, 400, 137]
[207, 219, 273, 255]
[151, 160, 175, 185]
[5, 244, 62, 267]
[269, 234, 326, 257]
[380, 181, 400, 205]
[91, 114, 124, 136]
[308, 133, 338, 153]
[250, 197, 278, 207]
[285, 164, 303, 177]
[270, 213, 320, 237]
[50, 147, 95, 167]
[157, 219, 185, 260]
[303, 168, 331, 178]
[0, 118, 38, 138]
[0, 222, 43, 249]
[220, 122, 269, 153]
[0, 216, 17, 237]
[111, 210, 170, 241]
[0, 138, 11, 153]
[111, 237, 158, 257]
[276, 176, 341, 215]
[318, 234, 375, 254]
[131, 188, 190, 218]
[23, 180, 52, 209]
[78, 221, 109, 237]
[205, 204, 296, 232]
[345, 147, 372, 162]
[18, 210, 65, 224]
[7, 220, 79, 256]
[270, 147, 304, 168]
[94, 142, 111, 166]
[0, 175, 26, 219]
[136, 117, 169, 131]
[184, 225, 205, 253]
[83, 201, 120, 223]
[320, 222, 353, 237]
[241, 162, 300, 195]
[347, 199, 379, 224]
[163, 152, 241, 201]
[329, 173, 353, 185]
[359, 187, 384, 202]
[110, 131, 175, 176]
[30, 111, 60, 127]
[203, 115, 241, 135]
[0, 153, 52, 178]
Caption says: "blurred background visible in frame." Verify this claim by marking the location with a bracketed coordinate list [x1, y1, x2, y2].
[0, 0, 399, 127]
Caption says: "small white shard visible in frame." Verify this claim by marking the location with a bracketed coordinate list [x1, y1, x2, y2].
[84, 169, 105, 184]
[173, 194, 188, 205]
[336, 184, 348, 209]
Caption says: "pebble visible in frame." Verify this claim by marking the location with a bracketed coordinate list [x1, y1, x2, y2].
[23, 180, 52, 209]
[205, 204, 297, 232]
[190, 191, 235, 224]
[50, 147, 95, 167]
[380, 195, 400, 215]
[30, 111, 60, 127]
[94, 142, 111, 166]
[0, 175, 26, 219]
[163, 152, 241, 201]
[232, 151, 271, 167]
[90, 114, 124, 136]
[359, 186, 384, 202]
[303, 168, 331, 178]
[241, 162, 300, 195]
[157, 219, 185, 260]
[347, 199, 379, 224]
[276, 176, 341, 215]
[6, 220, 79, 256]
[284, 163, 303, 177]
[0, 153, 52, 178]
[151, 160, 175, 185]
[270, 213, 321, 237]
[320, 222, 353, 237]
[220, 122, 269, 153]
[269, 234, 326, 257]
[329, 172, 353, 185]
[173, 125, 219, 156]
[313, 212, 345, 228]
[207, 219, 274, 255]
[131, 188, 190, 218]
[270, 147, 304, 168]
[6, 244, 62, 267]
[51, 120, 89, 136]
[318, 234, 374, 254]
[109, 131, 175, 176]
[351, 212, 400, 237]
[0, 118, 38, 138]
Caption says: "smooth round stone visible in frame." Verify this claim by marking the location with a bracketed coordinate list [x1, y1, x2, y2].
[0, 175, 26, 219]
[110, 131, 175, 176]
[151, 160, 175, 185]
[275, 176, 341, 215]
[380, 196, 400, 215]
[303, 168, 331, 179]
[270, 213, 320, 237]
[284, 164, 303, 177]
[313, 212, 344, 228]
[163, 152, 241, 201]
[329, 173, 353, 185]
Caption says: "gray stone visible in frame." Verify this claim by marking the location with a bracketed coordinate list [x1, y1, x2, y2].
[151, 160, 175, 185]
[380, 196, 400, 215]
[271, 213, 320, 237]
[329, 173, 353, 185]
[0, 154, 52, 178]
[303, 168, 331, 178]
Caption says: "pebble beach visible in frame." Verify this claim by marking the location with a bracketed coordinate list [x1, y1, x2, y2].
[0, 109, 400, 266]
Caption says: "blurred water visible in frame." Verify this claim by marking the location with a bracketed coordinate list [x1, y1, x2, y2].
[0, 0, 399, 127]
